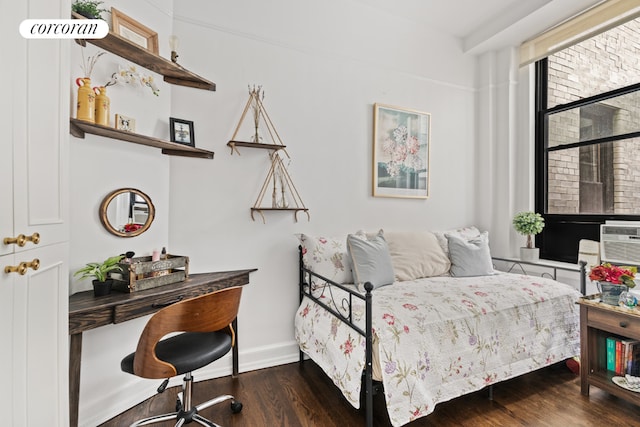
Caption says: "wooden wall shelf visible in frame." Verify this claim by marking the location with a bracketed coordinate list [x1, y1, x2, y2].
[72, 13, 215, 91]
[70, 119, 214, 159]
[227, 140, 287, 155]
[251, 207, 310, 223]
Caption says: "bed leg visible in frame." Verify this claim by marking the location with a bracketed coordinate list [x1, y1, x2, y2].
[298, 245, 307, 367]
[364, 282, 374, 427]
[488, 384, 494, 400]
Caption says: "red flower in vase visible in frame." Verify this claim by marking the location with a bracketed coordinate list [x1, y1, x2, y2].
[589, 262, 637, 288]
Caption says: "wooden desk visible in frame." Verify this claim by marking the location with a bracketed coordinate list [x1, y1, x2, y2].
[68, 269, 256, 427]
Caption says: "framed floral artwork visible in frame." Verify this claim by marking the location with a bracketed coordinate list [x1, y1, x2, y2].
[372, 103, 430, 198]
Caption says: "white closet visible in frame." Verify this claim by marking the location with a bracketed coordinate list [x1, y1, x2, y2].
[1, 0, 70, 425]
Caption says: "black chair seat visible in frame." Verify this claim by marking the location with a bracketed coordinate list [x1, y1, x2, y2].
[121, 331, 232, 376]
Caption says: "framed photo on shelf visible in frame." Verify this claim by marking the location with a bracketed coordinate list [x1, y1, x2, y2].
[115, 114, 136, 132]
[170, 117, 195, 146]
[372, 103, 430, 199]
[111, 8, 159, 54]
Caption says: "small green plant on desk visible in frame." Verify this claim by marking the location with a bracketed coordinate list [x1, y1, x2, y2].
[74, 255, 124, 296]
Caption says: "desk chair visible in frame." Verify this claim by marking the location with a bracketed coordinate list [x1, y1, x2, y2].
[121, 286, 244, 426]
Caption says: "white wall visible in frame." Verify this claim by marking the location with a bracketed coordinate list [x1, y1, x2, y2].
[70, 1, 477, 425]
[68, 1, 593, 425]
[168, 0, 478, 368]
[69, 1, 176, 425]
[475, 47, 533, 256]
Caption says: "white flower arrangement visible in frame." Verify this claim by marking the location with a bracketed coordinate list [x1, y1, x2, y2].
[105, 65, 160, 96]
[381, 124, 424, 178]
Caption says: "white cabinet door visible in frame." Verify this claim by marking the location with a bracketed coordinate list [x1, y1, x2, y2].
[5, 243, 69, 426]
[11, 1, 69, 252]
[0, 254, 15, 425]
[1, 0, 70, 425]
[0, 0, 14, 258]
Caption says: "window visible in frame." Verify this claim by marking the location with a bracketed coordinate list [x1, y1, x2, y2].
[535, 17, 640, 263]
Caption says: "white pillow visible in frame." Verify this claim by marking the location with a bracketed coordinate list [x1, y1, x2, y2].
[446, 231, 495, 277]
[383, 230, 451, 281]
[297, 234, 353, 283]
[433, 226, 481, 256]
[346, 231, 395, 290]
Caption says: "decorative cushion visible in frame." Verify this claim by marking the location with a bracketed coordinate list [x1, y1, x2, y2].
[297, 234, 353, 283]
[346, 231, 395, 290]
[383, 230, 451, 281]
[446, 231, 495, 277]
[433, 226, 481, 256]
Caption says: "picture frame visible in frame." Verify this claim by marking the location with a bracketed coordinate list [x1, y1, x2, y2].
[372, 103, 430, 199]
[115, 114, 136, 132]
[111, 8, 159, 54]
[169, 117, 195, 147]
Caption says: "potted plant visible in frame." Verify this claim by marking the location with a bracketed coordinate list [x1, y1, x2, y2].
[71, 0, 108, 19]
[74, 255, 124, 296]
[589, 262, 637, 306]
[512, 211, 545, 262]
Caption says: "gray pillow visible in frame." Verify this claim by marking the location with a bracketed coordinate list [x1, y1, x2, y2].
[446, 231, 495, 277]
[346, 231, 395, 290]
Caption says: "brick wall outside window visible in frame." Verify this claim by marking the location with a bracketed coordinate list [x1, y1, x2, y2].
[547, 18, 640, 215]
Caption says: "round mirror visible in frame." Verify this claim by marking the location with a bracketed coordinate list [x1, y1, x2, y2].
[99, 188, 155, 238]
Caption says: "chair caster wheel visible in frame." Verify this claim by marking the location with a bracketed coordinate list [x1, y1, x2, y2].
[231, 401, 243, 413]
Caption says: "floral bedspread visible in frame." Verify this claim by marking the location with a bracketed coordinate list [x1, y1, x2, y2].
[294, 272, 582, 427]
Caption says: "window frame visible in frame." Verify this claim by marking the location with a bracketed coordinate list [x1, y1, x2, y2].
[534, 58, 640, 263]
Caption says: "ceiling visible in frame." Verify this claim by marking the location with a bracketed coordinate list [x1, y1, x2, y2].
[358, 0, 604, 54]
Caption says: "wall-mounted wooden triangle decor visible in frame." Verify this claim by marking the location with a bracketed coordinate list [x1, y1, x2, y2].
[227, 86, 309, 223]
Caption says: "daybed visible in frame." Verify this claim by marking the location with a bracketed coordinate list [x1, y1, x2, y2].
[294, 227, 584, 427]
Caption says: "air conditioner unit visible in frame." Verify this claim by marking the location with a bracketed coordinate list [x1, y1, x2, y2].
[600, 223, 640, 265]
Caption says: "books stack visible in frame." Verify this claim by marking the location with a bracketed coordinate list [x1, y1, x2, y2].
[606, 337, 640, 376]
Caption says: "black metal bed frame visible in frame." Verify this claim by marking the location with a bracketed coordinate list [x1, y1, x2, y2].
[297, 246, 376, 427]
[297, 245, 588, 427]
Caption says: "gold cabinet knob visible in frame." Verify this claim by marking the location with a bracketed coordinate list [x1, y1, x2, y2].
[5, 263, 28, 275]
[3, 232, 40, 247]
[29, 232, 41, 245]
[4, 259, 40, 275]
[24, 259, 40, 271]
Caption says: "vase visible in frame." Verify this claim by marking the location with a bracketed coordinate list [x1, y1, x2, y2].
[92, 279, 113, 297]
[76, 77, 95, 123]
[598, 281, 627, 306]
[93, 86, 110, 126]
[519, 247, 539, 262]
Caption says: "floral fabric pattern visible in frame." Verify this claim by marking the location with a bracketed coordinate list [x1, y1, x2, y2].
[294, 272, 581, 427]
[297, 234, 355, 284]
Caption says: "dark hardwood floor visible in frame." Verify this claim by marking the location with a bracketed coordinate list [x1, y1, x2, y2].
[100, 361, 640, 426]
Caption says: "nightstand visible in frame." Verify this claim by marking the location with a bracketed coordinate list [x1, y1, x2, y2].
[578, 295, 640, 405]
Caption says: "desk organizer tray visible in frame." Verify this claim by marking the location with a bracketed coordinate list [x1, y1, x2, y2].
[111, 254, 189, 292]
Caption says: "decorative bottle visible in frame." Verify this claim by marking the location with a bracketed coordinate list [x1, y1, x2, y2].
[93, 86, 110, 126]
[76, 77, 95, 123]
